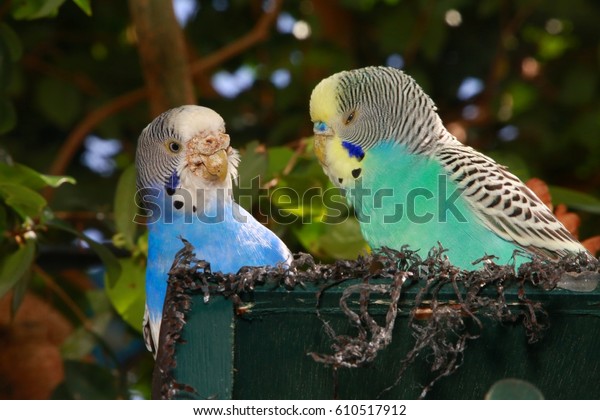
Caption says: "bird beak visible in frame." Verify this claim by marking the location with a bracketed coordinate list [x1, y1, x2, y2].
[186, 132, 231, 182]
[314, 135, 328, 167]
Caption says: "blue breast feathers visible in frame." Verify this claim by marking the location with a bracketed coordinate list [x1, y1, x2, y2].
[145, 198, 291, 327]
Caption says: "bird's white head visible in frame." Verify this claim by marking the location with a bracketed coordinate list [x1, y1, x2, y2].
[135, 105, 240, 214]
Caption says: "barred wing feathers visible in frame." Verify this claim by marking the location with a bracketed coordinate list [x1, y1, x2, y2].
[436, 144, 591, 260]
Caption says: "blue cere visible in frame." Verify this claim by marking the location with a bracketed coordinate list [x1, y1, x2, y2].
[342, 141, 365, 160]
[314, 121, 328, 133]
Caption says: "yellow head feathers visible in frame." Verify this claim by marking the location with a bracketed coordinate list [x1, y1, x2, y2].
[310, 71, 366, 189]
[309, 72, 340, 125]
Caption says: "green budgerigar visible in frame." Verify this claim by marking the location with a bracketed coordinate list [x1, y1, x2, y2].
[310, 66, 595, 270]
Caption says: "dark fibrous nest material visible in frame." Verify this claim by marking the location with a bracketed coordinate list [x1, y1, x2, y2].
[156, 239, 600, 399]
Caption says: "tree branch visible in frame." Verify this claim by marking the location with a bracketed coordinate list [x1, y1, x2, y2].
[189, 0, 283, 75]
[402, 0, 436, 68]
[47, 88, 147, 180]
[128, 0, 195, 117]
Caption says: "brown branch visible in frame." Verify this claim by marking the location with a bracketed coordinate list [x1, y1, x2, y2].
[311, 0, 354, 51]
[402, 0, 436, 68]
[46, 88, 147, 179]
[262, 137, 307, 189]
[128, 0, 195, 117]
[188, 0, 282, 75]
[46, 0, 283, 184]
[52, 210, 113, 222]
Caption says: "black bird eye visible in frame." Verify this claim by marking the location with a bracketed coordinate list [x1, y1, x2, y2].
[345, 111, 355, 125]
[168, 141, 181, 153]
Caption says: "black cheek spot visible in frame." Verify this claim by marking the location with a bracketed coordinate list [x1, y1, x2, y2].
[351, 168, 362, 179]
[166, 187, 176, 196]
[338, 178, 344, 184]
[193, 205, 197, 213]
[174, 200, 184, 210]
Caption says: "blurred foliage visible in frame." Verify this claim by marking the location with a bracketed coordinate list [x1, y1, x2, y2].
[0, 0, 598, 399]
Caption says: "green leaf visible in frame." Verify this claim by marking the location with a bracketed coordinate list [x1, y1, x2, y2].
[319, 217, 368, 260]
[548, 186, 600, 215]
[0, 182, 47, 218]
[0, 239, 36, 299]
[0, 163, 43, 188]
[39, 173, 77, 188]
[0, 162, 75, 190]
[266, 146, 294, 178]
[11, 0, 67, 20]
[293, 213, 367, 261]
[238, 141, 267, 182]
[46, 219, 121, 287]
[234, 141, 268, 211]
[113, 165, 138, 250]
[72, 0, 92, 16]
[0, 23, 23, 62]
[105, 258, 145, 333]
[271, 186, 326, 220]
[293, 222, 325, 257]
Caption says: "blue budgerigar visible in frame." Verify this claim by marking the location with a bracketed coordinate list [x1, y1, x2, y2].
[136, 105, 292, 356]
[309, 66, 595, 270]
